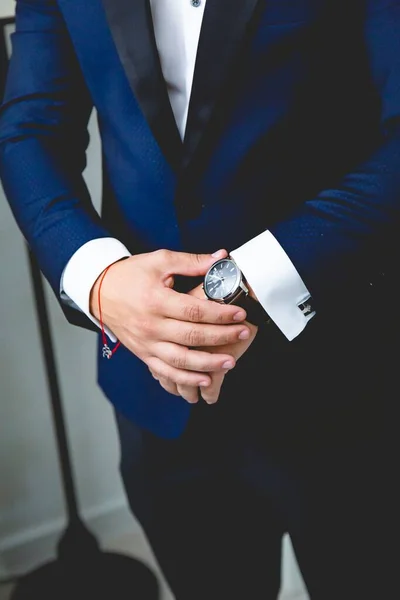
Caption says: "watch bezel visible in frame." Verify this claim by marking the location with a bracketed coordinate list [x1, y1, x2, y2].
[203, 258, 243, 303]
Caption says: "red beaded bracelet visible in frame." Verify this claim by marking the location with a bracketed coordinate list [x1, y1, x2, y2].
[98, 264, 121, 359]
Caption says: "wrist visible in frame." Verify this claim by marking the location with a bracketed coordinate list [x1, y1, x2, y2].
[89, 257, 128, 319]
[90, 272, 103, 320]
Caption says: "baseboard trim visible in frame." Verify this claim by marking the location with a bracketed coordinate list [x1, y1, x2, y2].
[0, 499, 139, 578]
[1, 506, 310, 599]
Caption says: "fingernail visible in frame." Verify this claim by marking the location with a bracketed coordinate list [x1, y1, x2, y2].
[239, 329, 250, 340]
[199, 381, 210, 387]
[233, 311, 246, 321]
[212, 249, 225, 258]
[222, 361, 235, 370]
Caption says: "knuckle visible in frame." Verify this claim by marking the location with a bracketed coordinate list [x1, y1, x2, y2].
[184, 303, 203, 323]
[214, 310, 225, 324]
[172, 352, 188, 370]
[186, 328, 203, 347]
[158, 248, 171, 263]
[192, 253, 202, 267]
[208, 331, 221, 346]
[155, 248, 168, 259]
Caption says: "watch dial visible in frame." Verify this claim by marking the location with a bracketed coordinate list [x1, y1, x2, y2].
[204, 259, 240, 300]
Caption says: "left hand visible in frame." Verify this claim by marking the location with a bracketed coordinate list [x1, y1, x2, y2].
[149, 283, 258, 404]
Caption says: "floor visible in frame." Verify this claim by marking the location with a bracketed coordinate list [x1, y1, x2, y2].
[0, 532, 309, 600]
[0, 586, 13, 600]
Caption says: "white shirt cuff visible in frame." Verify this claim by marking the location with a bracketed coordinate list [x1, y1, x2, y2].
[60, 238, 132, 342]
[230, 231, 315, 341]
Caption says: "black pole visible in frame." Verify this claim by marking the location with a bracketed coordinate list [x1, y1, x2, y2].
[1, 11, 80, 530]
[26, 248, 80, 522]
[1, 18, 159, 599]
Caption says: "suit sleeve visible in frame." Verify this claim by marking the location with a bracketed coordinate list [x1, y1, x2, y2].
[0, 0, 112, 331]
[270, 1, 400, 316]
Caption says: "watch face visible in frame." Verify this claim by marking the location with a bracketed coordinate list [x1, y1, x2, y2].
[204, 259, 241, 301]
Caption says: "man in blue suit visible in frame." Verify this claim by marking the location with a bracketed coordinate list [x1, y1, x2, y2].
[1, 1, 400, 597]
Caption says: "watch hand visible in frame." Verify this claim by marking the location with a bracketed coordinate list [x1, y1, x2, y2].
[211, 279, 222, 290]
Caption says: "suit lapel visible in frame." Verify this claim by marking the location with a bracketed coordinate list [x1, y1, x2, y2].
[183, 0, 262, 169]
[100, 0, 182, 171]
[100, 0, 262, 174]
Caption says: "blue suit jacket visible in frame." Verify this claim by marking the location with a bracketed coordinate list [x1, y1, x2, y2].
[1, 0, 400, 439]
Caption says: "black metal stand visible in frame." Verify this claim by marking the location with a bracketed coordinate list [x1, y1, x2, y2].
[1, 18, 159, 599]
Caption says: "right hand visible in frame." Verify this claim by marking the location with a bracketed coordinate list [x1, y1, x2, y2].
[89, 249, 250, 389]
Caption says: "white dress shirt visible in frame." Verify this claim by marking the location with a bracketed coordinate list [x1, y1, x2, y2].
[61, 0, 315, 341]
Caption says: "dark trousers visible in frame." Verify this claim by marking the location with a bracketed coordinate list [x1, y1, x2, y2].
[115, 397, 398, 600]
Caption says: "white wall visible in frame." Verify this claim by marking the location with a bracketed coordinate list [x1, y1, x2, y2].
[0, 2, 15, 20]
[0, 107, 139, 572]
[0, 11, 308, 598]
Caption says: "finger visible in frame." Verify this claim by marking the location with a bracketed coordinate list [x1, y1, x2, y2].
[176, 384, 200, 404]
[153, 367, 199, 403]
[150, 368, 181, 396]
[160, 319, 250, 348]
[155, 342, 236, 373]
[200, 372, 226, 405]
[149, 368, 159, 380]
[147, 356, 212, 388]
[162, 289, 247, 324]
[149, 367, 180, 394]
[164, 276, 175, 288]
[159, 378, 180, 397]
[156, 248, 228, 278]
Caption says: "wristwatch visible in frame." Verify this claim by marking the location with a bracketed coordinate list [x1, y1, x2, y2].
[202, 257, 271, 327]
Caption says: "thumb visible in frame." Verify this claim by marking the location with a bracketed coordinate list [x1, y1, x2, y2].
[167, 248, 228, 277]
